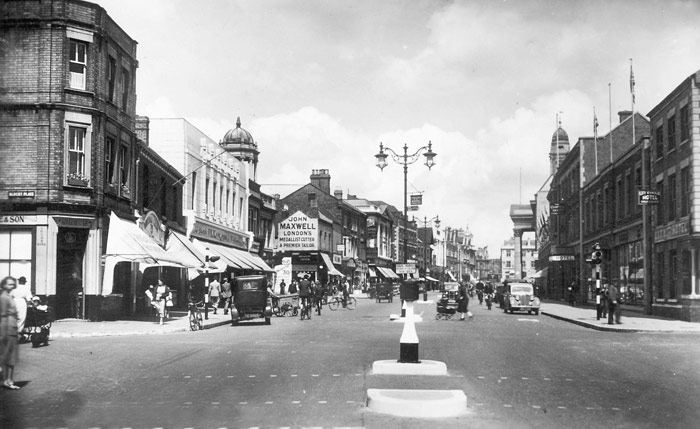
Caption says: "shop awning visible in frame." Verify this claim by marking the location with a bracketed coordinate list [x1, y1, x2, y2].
[102, 212, 187, 295]
[368, 267, 377, 278]
[104, 212, 185, 266]
[376, 267, 400, 279]
[235, 249, 274, 272]
[447, 271, 457, 281]
[320, 253, 345, 277]
[531, 267, 548, 279]
[200, 241, 255, 270]
[426, 275, 440, 282]
[167, 231, 225, 277]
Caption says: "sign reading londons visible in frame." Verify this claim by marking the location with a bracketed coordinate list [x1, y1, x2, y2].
[278, 211, 318, 251]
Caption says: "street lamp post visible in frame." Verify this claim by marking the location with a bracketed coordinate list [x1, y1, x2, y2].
[375, 142, 437, 266]
[414, 215, 440, 278]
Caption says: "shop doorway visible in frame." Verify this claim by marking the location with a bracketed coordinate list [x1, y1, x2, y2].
[55, 228, 88, 319]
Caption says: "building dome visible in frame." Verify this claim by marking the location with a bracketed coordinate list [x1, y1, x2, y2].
[220, 116, 259, 164]
[551, 127, 569, 144]
[222, 117, 254, 145]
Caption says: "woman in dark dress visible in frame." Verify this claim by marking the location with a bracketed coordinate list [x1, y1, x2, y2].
[457, 282, 469, 321]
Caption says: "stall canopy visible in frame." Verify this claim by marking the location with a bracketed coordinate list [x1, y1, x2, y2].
[320, 253, 345, 277]
[102, 212, 187, 295]
[376, 267, 400, 279]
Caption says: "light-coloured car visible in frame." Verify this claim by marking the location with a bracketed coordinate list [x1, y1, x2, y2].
[503, 282, 540, 315]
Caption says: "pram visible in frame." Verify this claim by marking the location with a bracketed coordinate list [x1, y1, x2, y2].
[22, 300, 54, 347]
[435, 297, 457, 320]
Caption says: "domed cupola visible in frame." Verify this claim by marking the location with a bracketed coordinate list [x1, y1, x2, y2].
[549, 123, 570, 176]
[220, 117, 259, 164]
[551, 127, 569, 145]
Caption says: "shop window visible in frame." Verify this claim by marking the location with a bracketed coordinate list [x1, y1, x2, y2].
[681, 250, 692, 295]
[669, 249, 677, 299]
[656, 252, 665, 299]
[69, 40, 87, 90]
[0, 230, 33, 281]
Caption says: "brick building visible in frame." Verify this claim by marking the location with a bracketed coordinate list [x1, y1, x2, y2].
[277, 170, 367, 288]
[647, 70, 700, 321]
[0, 0, 189, 319]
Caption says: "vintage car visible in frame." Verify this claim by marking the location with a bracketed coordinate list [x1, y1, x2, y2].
[503, 281, 540, 315]
[230, 275, 273, 325]
[443, 282, 461, 302]
[375, 282, 394, 303]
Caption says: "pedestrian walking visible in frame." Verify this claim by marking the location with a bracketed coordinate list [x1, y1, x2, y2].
[154, 279, 172, 325]
[568, 280, 578, 306]
[0, 276, 21, 390]
[288, 280, 298, 294]
[279, 280, 286, 295]
[12, 276, 32, 334]
[607, 282, 622, 325]
[144, 285, 157, 317]
[457, 282, 471, 321]
[208, 277, 221, 314]
[221, 278, 232, 315]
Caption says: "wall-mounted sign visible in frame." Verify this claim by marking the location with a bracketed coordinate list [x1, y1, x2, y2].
[0, 214, 37, 225]
[332, 254, 342, 265]
[410, 194, 423, 206]
[549, 255, 576, 262]
[278, 211, 318, 251]
[408, 206, 419, 211]
[638, 190, 660, 205]
[139, 211, 164, 246]
[654, 220, 689, 243]
[191, 219, 249, 249]
[54, 216, 94, 229]
[8, 190, 35, 198]
[395, 263, 417, 274]
[550, 204, 562, 215]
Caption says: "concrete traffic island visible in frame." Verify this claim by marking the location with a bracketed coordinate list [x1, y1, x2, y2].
[367, 388, 468, 418]
[372, 359, 447, 376]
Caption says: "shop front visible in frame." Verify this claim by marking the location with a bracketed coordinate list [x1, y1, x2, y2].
[653, 220, 700, 321]
[0, 211, 104, 320]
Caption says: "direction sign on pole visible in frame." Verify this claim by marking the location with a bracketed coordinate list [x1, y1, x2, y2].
[395, 263, 417, 274]
[410, 194, 422, 206]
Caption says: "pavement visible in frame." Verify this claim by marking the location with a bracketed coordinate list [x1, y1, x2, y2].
[45, 292, 700, 339]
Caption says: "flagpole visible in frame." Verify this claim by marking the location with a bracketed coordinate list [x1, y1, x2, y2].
[594, 107, 599, 176]
[609, 83, 613, 163]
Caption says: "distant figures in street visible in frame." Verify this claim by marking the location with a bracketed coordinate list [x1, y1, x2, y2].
[607, 282, 622, 325]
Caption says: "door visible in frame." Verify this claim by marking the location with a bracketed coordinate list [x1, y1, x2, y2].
[55, 228, 88, 319]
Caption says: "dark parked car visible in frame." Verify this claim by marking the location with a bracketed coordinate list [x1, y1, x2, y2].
[375, 282, 394, 303]
[230, 275, 273, 325]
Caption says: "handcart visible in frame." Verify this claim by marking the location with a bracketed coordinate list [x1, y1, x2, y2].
[435, 296, 457, 320]
[272, 294, 299, 317]
[22, 301, 54, 347]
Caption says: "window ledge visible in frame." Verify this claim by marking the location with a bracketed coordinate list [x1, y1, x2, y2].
[65, 87, 96, 98]
[63, 184, 93, 191]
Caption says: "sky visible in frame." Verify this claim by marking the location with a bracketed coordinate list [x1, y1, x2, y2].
[96, 0, 700, 255]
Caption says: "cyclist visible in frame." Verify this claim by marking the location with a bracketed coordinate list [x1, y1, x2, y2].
[314, 281, 327, 316]
[341, 278, 350, 308]
[298, 275, 313, 319]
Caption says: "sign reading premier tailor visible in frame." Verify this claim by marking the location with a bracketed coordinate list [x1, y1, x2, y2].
[278, 211, 319, 251]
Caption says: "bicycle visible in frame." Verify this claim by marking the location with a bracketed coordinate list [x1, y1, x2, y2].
[299, 296, 312, 320]
[187, 300, 204, 331]
[328, 295, 356, 311]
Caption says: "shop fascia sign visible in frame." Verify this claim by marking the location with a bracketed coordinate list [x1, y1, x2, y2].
[278, 211, 319, 251]
[191, 219, 249, 249]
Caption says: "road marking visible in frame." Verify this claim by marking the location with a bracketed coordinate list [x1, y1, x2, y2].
[249, 375, 256, 378]
[558, 406, 567, 409]
[270, 374, 277, 377]
[265, 401, 274, 404]
[500, 377, 508, 379]
[184, 376, 191, 379]
[532, 405, 541, 409]
[478, 376, 485, 379]
[612, 407, 621, 411]
[205, 375, 212, 378]
[227, 375, 234, 378]
[504, 404, 513, 408]
[319, 400, 328, 404]
[291, 374, 298, 377]
[312, 374, 319, 377]
[292, 401, 301, 404]
[333, 374, 341, 377]
[521, 377, 529, 380]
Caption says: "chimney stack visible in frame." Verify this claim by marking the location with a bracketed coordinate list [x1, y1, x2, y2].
[618, 110, 633, 124]
[334, 189, 343, 200]
[310, 169, 331, 193]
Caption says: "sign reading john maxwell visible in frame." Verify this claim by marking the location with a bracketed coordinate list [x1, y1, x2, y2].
[278, 211, 318, 251]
